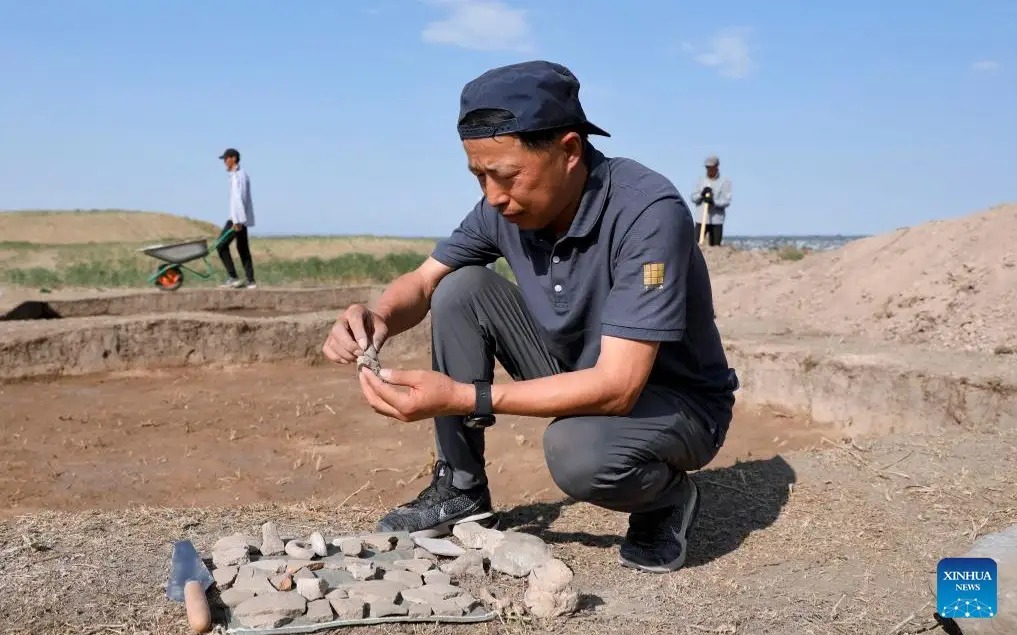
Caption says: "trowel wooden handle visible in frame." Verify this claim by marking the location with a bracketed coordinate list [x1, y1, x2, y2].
[184, 580, 212, 633]
[699, 202, 709, 245]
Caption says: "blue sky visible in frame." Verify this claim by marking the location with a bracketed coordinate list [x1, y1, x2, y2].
[1, 0, 1015, 238]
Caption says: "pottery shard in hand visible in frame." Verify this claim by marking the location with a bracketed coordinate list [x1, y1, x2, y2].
[356, 345, 382, 375]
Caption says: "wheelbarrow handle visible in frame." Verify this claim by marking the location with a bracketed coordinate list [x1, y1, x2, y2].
[211, 227, 237, 251]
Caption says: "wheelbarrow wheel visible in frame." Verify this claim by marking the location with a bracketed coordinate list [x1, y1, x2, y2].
[154, 266, 184, 291]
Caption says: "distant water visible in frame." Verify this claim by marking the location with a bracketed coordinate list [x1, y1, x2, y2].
[260, 233, 867, 252]
[723, 235, 868, 252]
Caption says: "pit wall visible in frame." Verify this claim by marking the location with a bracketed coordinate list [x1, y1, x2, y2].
[1, 287, 376, 319]
[0, 286, 428, 380]
[0, 313, 432, 381]
[1, 290, 1014, 436]
[724, 335, 1017, 436]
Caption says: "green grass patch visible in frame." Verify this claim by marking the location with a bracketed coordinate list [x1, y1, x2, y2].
[776, 245, 809, 261]
[0, 228, 518, 291]
[0, 251, 433, 289]
[255, 252, 428, 285]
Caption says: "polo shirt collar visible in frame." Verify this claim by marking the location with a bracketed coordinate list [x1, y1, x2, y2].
[564, 143, 611, 239]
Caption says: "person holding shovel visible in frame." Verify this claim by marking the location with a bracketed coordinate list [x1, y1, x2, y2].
[323, 60, 739, 574]
[689, 155, 732, 247]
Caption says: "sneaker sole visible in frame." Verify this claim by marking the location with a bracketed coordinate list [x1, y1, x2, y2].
[618, 478, 701, 574]
[407, 510, 498, 539]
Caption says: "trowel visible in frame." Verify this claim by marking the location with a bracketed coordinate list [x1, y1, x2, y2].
[167, 539, 215, 633]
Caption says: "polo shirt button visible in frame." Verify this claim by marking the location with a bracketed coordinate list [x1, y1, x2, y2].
[552, 255, 560, 264]
[553, 284, 563, 293]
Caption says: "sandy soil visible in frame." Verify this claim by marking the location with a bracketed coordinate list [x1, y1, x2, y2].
[2, 425, 1013, 635]
[2, 204, 1016, 635]
[708, 203, 1017, 354]
[0, 355, 831, 519]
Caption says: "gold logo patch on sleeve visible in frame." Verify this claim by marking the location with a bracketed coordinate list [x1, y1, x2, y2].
[642, 262, 665, 288]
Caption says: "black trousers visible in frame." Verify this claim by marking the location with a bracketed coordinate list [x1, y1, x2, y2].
[695, 223, 724, 247]
[217, 220, 255, 283]
[429, 266, 720, 514]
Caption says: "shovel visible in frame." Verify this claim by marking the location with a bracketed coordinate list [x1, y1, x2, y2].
[698, 201, 710, 247]
[167, 539, 214, 633]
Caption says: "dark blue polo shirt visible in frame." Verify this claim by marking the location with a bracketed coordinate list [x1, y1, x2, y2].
[431, 143, 739, 434]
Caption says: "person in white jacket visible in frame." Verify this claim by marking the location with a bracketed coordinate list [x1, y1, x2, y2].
[217, 148, 257, 288]
[689, 155, 732, 247]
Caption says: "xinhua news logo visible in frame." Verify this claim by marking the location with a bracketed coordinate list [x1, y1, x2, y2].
[937, 557, 997, 619]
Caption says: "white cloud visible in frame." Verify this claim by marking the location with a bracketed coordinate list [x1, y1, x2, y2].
[971, 60, 1000, 73]
[690, 27, 756, 79]
[421, 0, 534, 53]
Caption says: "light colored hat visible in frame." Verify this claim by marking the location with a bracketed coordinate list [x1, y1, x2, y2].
[704, 155, 719, 167]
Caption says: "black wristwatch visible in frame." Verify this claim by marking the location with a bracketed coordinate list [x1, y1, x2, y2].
[463, 380, 496, 429]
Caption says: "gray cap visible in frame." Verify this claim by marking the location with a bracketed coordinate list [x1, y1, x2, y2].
[704, 155, 719, 167]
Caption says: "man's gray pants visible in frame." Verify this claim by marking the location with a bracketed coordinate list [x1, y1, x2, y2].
[430, 266, 720, 515]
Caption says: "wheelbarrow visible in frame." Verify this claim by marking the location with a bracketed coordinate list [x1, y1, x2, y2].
[138, 228, 236, 291]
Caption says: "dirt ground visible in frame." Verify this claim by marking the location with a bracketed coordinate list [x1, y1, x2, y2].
[2, 205, 1016, 635]
[2, 345, 1013, 635]
[0, 355, 831, 519]
[2, 425, 1013, 635]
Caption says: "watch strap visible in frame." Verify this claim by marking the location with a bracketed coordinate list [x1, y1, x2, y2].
[473, 380, 493, 417]
[464, 380, 495, 429]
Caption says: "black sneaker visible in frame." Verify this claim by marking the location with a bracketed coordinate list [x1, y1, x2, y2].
[376, 461, 498, 538]
[619, 475, 700, 573]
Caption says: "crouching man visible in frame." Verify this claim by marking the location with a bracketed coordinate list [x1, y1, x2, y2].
[322, 60, 739, 573]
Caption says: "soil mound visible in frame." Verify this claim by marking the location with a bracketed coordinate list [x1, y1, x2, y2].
[702, 244, 782, 275]
[713, 203, 1017, 352]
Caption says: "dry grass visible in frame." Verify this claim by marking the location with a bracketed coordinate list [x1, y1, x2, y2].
[0, 209, 442, 290]
[0, 235, 514, 291]
[0, 209, 220, 244]
[256, 236, 437, 259]
[2, 427, 1014, 635]
[0, 236, 437, 273]
[0, 235, 442, 291]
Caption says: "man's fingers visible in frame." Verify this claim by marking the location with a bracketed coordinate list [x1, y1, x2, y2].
[361, 377, 400, 417]
[371, 324, 389, 352]
[362, 370, 414, 414]
[376, 368, 414, 386]
[346, 308, 370, 352]
[324, 314, 366, 361]
[323, 341, 353, 364]
[359, 371, 407, 420]
[322, 331, 356, 363]
[321, 335, 342, 362]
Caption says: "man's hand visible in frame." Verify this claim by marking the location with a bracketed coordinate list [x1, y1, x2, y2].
[700, 186, 713, 202]
[359, 368, 472, 422]
[322, 304, 390, 363]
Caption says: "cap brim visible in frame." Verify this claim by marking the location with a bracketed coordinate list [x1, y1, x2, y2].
[584, 121, 610, 137]
[458, 119, 611, 141]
